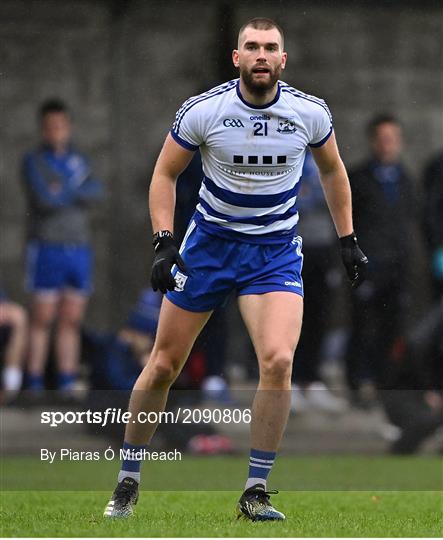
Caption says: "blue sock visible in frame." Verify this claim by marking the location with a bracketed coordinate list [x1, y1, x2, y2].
[27, 374, 44, 390]
[118, 441, 147, 484]
[57, 372, 76, 391]
[245, 448, 276, 491]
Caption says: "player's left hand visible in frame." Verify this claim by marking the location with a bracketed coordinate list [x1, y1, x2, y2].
[339, 232, 368, 289]
[151, 231, 187, 294]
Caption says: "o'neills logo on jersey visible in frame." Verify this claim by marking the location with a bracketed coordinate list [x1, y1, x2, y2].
[249, 114, 270, 121]
[277, 117, 297, 134]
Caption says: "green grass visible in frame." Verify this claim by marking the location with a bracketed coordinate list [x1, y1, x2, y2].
[2, 455, 442, 491]
[1, 490, 442, 537]
[1, 456, 442, 536]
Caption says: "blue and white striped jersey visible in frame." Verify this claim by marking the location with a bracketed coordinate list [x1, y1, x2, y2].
[171, 79, 333, 244]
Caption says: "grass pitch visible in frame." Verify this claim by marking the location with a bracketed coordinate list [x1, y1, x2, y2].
[1, 456, 442, 537]
[1, 490, 442, 537]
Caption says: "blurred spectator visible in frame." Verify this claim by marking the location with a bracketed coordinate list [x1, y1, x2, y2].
[346, 114, 415, 405]
[380, 299, 443, 454]
[290, 151, 346, 413]
[376, 150, 442, 453]
[86, 287, 215, 392]
[22, 98, 103, 393]
[0, 289, 27, 400]
[423, 151, 443, 296]
[422, 150, 443, 388]
[87, 288, 160, 391]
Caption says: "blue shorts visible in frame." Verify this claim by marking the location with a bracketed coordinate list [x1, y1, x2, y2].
[26, 242, 93, 295]
[166, 220, 304, 312]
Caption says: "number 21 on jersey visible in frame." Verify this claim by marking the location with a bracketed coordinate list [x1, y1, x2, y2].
[253, 122, 268, 136]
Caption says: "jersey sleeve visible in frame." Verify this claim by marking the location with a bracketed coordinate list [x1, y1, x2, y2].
[170, 98, 205, 151]
[308, 100, 333, 148]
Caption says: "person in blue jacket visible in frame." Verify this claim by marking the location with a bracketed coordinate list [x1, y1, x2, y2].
[88, 289, 161, 391]
[22, 98, 103, 393]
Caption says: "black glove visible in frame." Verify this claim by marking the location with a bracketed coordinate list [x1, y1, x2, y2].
[339, 232, 368, 289]
[151, 231, 187, 294]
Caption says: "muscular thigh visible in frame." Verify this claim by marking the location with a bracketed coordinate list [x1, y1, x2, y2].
[238, 291, 303, 361]
[152, 297, 212, 366]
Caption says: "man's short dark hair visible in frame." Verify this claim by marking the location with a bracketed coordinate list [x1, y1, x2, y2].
[367, 113, 401, 138]
[238, 17, 284, 48]
[39, 98, 69, 120]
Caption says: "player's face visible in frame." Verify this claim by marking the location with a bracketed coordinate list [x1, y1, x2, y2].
[41, 112, 71, 150]
[371, 122, 403, 164]
[233, 27, 287, 95]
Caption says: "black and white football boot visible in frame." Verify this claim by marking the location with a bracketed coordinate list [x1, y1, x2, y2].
[103, 477, 139, 518]
[236, 484, 285, 521]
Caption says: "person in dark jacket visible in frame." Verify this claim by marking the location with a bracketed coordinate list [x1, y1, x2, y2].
[423, 151, 443, 297]
[346, 114, 415, 402]
[422, 151, 443, 389]
[23, 99, 103, 393]
[291, 151, 346, 413]
[380, 298, 443, 454]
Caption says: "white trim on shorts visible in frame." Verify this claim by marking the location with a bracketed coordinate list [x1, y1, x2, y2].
[179, 219, 197, 254]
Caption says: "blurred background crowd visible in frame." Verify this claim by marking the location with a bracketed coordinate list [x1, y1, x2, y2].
[1, 0, 442, 456]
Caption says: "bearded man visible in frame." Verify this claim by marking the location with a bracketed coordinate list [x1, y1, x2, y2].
[104, 17, 367, 521]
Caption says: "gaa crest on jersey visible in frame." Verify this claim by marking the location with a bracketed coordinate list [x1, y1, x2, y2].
[174, 271, 188, 292]
[277, 117, 297, 134]
[223, 118, 245, 128]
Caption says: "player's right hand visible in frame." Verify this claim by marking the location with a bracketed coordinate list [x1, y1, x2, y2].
[151, 231, 187, 294]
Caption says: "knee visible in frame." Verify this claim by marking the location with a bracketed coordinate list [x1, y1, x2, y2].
[146, 351, 182, 387]
[31, 304, 55, 329]
[58, 305, 85, 330]
[260, 350, 293, 384]
[58, 313, 82, 331]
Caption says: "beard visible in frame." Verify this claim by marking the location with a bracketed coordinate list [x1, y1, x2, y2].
[240, 64, 281, 96]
